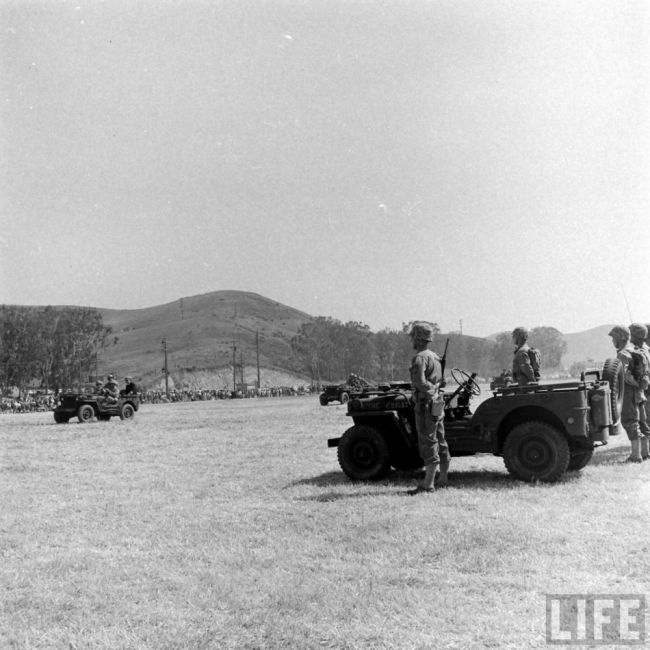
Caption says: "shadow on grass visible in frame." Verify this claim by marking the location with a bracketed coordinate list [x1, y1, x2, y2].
[590, 444, 636, 466]
[289, 467, 588, 501]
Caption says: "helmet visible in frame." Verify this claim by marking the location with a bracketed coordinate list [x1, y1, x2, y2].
[608, 325, 630, 341]
[511, 327, 529, 340]
[409, 322, 434, 342]
[629, 323, 648, 339]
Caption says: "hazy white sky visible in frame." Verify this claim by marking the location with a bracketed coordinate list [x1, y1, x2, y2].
[1, 0, 649, 336]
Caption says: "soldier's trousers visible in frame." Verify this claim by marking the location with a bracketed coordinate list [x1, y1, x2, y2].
[638, 399, 650, 439]
[621, 390, 641, 441]
[414, 400, 449, 466]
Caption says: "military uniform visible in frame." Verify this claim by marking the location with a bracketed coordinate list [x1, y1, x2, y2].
[407, 322, 450, 494]
[629, 324, 650, 459]
[102, 374, 119, 405]
[512, 343, 536, 385]
[610, 326, 643, 462]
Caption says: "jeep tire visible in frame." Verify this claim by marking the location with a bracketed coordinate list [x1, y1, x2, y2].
[53, 412, 69, 424]
[120, 403, 135, 420]
[602, 357, 624, 435]
[337, 425, 391, 480]
[339, 392, 350, 405]
[503, 421, 570, 482]
[77, 404, 95, 423]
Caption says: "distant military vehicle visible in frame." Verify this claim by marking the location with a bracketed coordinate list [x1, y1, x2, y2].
[328, 365, 614, 483]
[319, 374, 376, 406]
[53, 391, 140, 423]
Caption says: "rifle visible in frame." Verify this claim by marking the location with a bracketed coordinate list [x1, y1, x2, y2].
[440, 338, 449, 388]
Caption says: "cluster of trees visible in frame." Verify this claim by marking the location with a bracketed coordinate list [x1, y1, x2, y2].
[0, 306, 113, 396]
[291, 318, 568, 384]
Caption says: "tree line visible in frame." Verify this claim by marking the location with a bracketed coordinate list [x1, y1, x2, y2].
[291, 317, 568, 383]
[0, 306, 568, 395]
[0, 306, 112, 396]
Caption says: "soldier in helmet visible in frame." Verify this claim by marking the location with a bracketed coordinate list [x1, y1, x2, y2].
[102, 374, 120, 406]
[629, 323, 650, 460]
[511, 327, 536, 386]
[407, 321, 450, 494]
[609, 326, 643, 462]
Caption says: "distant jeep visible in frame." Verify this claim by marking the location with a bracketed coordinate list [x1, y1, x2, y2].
[53, 391, 140, 424]
[319, 375, 376, 406]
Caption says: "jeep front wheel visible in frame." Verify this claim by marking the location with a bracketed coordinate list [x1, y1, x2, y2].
[77, 404, 95, 423]
[503, 421, 570, 482]
[337, 425, 390, 480]
[53, 412, 69, 424]
[339, 392, 350, 405]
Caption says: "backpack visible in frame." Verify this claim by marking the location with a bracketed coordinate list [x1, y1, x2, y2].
[629, 347, 649, 387]
[528, 347, 541, 380]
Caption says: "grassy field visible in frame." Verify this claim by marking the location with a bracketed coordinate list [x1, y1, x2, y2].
[1, 395, 649, 649]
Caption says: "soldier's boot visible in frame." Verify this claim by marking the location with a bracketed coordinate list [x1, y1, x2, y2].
[640, 437, 650, 461]
[626, 439, 643, 463]
[437, 456, 450, 488]
[408, 462, 438, 495]
[422, 462, 438, 490]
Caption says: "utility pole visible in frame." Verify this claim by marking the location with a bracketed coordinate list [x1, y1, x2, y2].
[161, 339, 169, 396]
[232, 341, 237, 392]
[240, 351, 244, 386]
[256, 330, 261, 389]
[459, 319, 463, 336]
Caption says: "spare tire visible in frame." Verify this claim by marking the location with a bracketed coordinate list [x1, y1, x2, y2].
[602, 357, 624, 435]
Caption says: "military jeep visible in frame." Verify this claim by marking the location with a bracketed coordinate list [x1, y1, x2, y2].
[327, 366, 613, 483]
[319, 375, 376, 406]
[53, 391, 140, 424]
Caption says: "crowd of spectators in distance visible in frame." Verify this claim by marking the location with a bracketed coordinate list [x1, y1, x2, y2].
[0, 383, 321, 413]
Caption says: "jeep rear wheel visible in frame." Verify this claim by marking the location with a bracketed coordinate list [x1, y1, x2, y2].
[503, 421, 570, 482]
[567, 447, 594, 471]
[602, 357, 624, 435]
[337, 425, 390, 480]
[120, 403, 135, 420]
[77, 404, 95, 423]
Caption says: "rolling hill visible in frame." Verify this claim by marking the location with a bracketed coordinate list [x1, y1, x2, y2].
[17, 290, 623, 389]
[97, 291, 314, 389]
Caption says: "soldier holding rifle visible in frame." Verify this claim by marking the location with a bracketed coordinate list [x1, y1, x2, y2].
[407, 322, 450, 495]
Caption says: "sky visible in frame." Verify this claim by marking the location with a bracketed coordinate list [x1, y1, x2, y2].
[1, 0, 649, 337]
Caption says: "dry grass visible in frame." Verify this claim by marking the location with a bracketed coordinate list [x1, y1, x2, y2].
[1, 397, 649, 649]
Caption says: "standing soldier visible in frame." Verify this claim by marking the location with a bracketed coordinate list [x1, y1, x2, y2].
[511, 327, 536, 386]
[629, 323, 650, 460]
[407, 322, 450, 494]
[609, 326, 643, 463]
